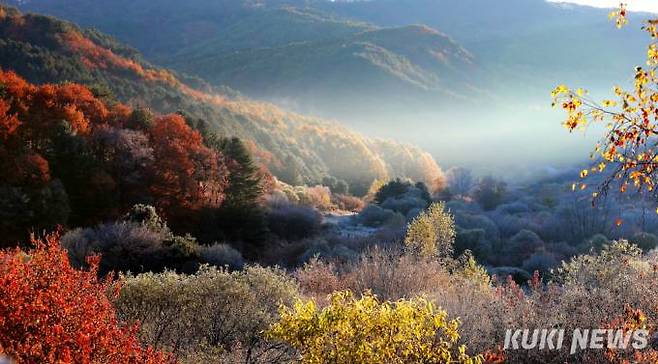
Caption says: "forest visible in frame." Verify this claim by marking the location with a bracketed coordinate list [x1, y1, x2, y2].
[3, 1, 658, 363]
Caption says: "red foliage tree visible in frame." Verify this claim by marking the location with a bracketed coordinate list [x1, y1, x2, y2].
[147, 114, 226, 217]
[0, 232, 175, 363]
[0, 99, 20, 141]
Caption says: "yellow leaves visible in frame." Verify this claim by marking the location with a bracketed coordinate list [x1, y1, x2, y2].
[267, 291, 482, 364]
[609, 3, 628, 29]
[551, 84, 570, 99]
[614, 86, 624, 96]
[558, 10, 658, 206]
[404, 202, 455, 259]
[602, 100, 617, 108]
[648, 44, 658, 65]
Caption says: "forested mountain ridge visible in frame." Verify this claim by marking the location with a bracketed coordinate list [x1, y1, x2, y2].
[5, 0, 482, 121]
[0, 5, 445, 194]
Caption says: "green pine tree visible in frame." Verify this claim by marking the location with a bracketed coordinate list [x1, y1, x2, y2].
[217, 137, 263, 209]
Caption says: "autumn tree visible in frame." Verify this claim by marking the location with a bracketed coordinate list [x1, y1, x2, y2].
[553, 5, 658, 206]
[0, 232, 174, 363]
[147, 114, 227, 219]
[404, 202, 456, 259]
[267, 290, 481, 364]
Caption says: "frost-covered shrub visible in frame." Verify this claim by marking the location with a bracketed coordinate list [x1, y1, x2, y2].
[122, 204, 170, 235]
[62, 221, 174, 275]
[199, 243, 245, 269]
[454, 212, 500, 242]
[356, 205, 405, 228]
[495, 201, 531, 215]
[116, 265, 299, 363]
[630, 232, 658, 252]
[331, 193, 364, 212]
[267, 205, 322, 240]
[495, 229, 544, 266]
[454, 228, 492, 262]
[521, 251, 558, 276]
[381, 195, 428, 216]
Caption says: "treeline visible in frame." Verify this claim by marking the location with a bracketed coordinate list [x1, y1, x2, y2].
[0, 70, 271, 257]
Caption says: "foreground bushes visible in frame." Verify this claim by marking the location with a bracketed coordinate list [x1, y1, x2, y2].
[116, 265, 299, 363]
[267, 291, 481, 364]
[0, 233, 172, 363]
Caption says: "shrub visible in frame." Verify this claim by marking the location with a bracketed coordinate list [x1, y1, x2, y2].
[356, 205, 405, 228]
[341, 247, 452, 301]
[331, 193, 364, 212]
[454, 228, 492, 262]
[267, 205, 322, 241]
[116, 265, 299, 363]
[123, 204, 170, 235]
[496, 229, 544, 266]
[488, 266, 531, 284]
[267, 291, 481, 364]
[473, 176, 506, 211]
[454, 212, 500, 243]
[295, 258, 343, 302]
[630, 232, 658, 252]
[0, 233, 172, 363]
[61, 221, 200, 275]
[381, 195, 428, 216]
[374, 179, 431, 206]
[521, 251, 558, 276]
[404, 202, 456, 259]
[199, 243, 245, 269]
[584, 233, 610, 252]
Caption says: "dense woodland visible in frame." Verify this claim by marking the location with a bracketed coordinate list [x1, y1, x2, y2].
[4, 2, 658, 364]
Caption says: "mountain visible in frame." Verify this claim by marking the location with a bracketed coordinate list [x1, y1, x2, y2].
[166, 24, 476, 118]
[0, 5, 445, 194]
[6, 0, 650, 175]
[5, 0, 480, 121]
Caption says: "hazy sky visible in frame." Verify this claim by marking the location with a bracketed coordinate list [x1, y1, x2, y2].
[548, 0, 658, 13]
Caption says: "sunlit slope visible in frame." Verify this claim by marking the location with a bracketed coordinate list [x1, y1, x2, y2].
[0, 6, 445, 194]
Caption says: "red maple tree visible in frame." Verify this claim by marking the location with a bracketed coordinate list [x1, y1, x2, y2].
[0, 233, 176, 363]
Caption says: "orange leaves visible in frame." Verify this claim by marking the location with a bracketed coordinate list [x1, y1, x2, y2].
[0, 233, 175, 363]
[0, 99, 19, 141]
[0, 70, 114, 137]
[62, 30, 184, 90]
[147, 114, 227, 216]
[0, 70, 229, 226]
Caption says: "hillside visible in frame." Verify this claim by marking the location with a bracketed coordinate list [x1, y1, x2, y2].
[6, 0, 481, 121]
[0, 6, 445, 194]
[8, 0, 647, 98]
[166, 24, 476, 116]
